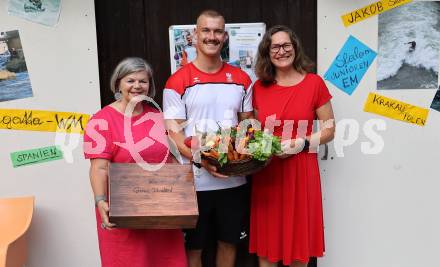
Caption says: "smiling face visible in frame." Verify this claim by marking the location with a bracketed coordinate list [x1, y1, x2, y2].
[118, 70, 149, 104]
[195, 15, 227, 58]
[185, 31, 193, 46]
[269, 31, 296, 71]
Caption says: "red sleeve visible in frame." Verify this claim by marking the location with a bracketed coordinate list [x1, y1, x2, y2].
[228, 64, 252, 91]
[242, 72, 252, 92]
[164, 66, 188, 95]
[83, 112, 114, 160]
[314, 75, 332, 109]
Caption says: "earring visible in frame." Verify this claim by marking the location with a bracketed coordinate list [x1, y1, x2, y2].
[114, 90, 121, 100]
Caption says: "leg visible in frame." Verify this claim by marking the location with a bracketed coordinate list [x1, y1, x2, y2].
[216, 241, 236, 267]
[258, 256, 277, 267]
[215, 185, 250, 267]
[185, 190, 213, 267]
[290, 261, 308, 267]
[187, 249, 203, 267]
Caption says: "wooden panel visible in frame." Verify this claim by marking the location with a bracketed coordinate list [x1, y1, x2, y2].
[95, 0, 317, 108]
[95, 0, 147, 106]
[108, 163, 198, 229]
[287, 0, 317, 65]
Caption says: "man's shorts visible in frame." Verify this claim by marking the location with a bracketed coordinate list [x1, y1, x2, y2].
[184, 184, 249, 250]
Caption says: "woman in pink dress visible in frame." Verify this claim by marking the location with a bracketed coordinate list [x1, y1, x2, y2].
[83, 57, 187, 267]
[249, 26, 336, 267]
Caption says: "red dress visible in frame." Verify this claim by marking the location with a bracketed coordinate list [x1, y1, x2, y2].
[84, 104, 187, 267]
[249, 74, 332, 265]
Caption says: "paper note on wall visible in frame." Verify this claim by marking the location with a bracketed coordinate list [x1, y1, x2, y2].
[0, 109, 90, 133]
[324, 35, 377, 95]
[364, 92, 429, 126]
[341, 0, 413, 27]
[10, 145, 63, 168]
[8, 0, 62, 27]
[0, 30, 34, 102]
[430, 86, 440, 112]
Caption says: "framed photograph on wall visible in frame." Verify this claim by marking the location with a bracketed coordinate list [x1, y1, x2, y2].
[168, 22, 265, 81]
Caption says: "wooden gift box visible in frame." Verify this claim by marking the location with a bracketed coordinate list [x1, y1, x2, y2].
[108, 163, 198, 229]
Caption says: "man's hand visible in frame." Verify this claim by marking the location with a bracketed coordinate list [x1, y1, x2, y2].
[200, 159, 229, 178]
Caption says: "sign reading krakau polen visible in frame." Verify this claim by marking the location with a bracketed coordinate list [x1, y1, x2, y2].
[364, 92, 429, 126]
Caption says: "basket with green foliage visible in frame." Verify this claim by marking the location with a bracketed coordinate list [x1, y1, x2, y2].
[187, 126, 281, 176]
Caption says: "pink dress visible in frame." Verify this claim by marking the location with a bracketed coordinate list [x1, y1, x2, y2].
[249, 74, 332, 265]
[84, 104, 187, 267]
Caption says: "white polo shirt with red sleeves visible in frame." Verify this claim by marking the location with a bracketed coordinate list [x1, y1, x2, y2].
[163, 62, 253, 191]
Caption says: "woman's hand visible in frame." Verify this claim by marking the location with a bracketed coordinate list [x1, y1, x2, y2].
[97, 200, 116, 230]
[276, 138, 306, 159]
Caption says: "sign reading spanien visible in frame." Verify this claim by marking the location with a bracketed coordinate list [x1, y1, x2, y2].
[341, 0, 412, 27]
[364, 92, 429, 126]
[10, 145, 63, 168]
[324, 35, 376, 95]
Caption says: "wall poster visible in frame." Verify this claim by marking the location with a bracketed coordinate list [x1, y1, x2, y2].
[0, 29, 33, 102]
[168, 23, 265, 81]
[377, 1, 440, 89]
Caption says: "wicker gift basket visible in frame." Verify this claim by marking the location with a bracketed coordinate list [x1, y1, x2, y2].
[202, 155, 271, 176]
[185, 126, 281, 176]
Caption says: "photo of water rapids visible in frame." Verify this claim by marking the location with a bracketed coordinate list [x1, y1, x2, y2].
[377, 1, 440, 90]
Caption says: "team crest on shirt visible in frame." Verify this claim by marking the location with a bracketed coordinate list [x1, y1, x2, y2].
[226, 72, 233, 82]
[240, 231, 247, 240]
[193, 77, 200, 83]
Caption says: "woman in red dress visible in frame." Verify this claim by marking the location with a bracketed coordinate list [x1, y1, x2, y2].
[249, 26, 335, 267]
[83, 58, 187, 267]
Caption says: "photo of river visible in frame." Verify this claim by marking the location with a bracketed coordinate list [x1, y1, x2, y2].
[377, 1, 440, 90]
[0, 30, 33, 102]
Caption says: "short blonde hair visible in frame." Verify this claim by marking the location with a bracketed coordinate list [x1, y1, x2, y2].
[196, 9, 225, 26]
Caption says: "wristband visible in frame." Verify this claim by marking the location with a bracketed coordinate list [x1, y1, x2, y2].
[302, 138, 310, 151]
[94, 195, 107, 206]
[192, 161, 202, 169]
[190, 155, 202, 169]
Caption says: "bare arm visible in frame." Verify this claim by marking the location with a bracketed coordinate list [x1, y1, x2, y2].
[165, 119, 193, 160]
[309, 101, 335, 146]
[89, 158, 115, 228]
[89, 158, 109, 197]
[238, 111, 254, 121]
[165, 119, 227, 178]
[278, 101, 335, 157]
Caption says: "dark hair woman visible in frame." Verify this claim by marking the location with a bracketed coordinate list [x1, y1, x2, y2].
[249, 26, 335, 267]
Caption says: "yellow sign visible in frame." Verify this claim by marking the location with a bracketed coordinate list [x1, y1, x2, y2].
[341, 0, 412, 27]
[0, 109, 90, 133]
[363, 93, 429, 126]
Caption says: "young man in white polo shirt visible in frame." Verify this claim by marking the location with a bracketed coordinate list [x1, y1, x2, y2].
[163, 9, 253, 267]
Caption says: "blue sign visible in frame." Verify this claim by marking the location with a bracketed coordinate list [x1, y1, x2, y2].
[324, 35, 377, 95]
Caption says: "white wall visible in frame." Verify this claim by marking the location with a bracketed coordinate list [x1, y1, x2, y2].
[0, 0, 101, 266]
[317, 1, 440, 266]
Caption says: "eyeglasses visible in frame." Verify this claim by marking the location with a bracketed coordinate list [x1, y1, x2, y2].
[270, 43, 294, 53]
